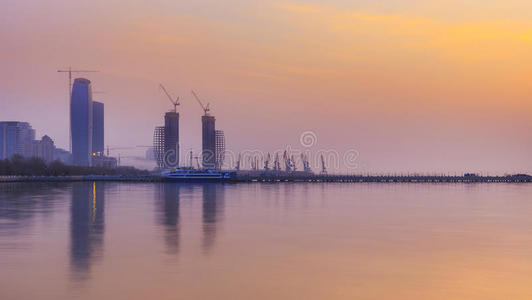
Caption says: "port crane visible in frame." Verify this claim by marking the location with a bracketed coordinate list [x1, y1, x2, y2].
[301, 153, 312, 173]
[320, 154, 327, 175]
[57, 67, 99, 152]
[264, 153, 271, 170]
[191, 90, 210, 115]
[159, 84, 180, 113]
[235, 153, 241, 171]
[273, 153, 281, 171]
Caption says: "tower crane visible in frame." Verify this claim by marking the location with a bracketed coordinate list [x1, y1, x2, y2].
[191, 90, 210, 115]
[159, 84, 180, 113]
[57, 67, 99, 152]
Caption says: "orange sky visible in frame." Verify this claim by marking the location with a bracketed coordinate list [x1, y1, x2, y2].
[1, 0, 531, 173]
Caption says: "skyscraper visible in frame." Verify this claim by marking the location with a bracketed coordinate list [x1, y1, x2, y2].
[0, 121, 35, 159]
[32, 135, 55, 163]
[201, 115, 216, 169]
[71, 78, 93, 166]
[164, 112, 179, 168]
[92, 101, 104, 155]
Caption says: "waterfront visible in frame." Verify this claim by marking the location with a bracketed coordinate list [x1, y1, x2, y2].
[1, 182, 532, 299]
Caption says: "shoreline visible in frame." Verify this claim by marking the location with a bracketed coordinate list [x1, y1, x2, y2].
[1, 174, 531, 183]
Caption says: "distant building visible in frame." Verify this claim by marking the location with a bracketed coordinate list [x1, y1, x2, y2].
[153, 126, 165, 168]
[92, 101, 104, 155]
[54, 148, 72, 164]
[164, 112, 179, 168]
[145, 147, 156, 161]
[92, 154, 117, 168]
[32, 135, 55, 163]
[215, 130, 225, 170]
[201, 115, 216, 169]
[0, 121, 35, 159]
[71, 78, 93, 166]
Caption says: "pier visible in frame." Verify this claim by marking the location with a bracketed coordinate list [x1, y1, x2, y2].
[1, 173, 531, 183]
[234, 172, 532, 183]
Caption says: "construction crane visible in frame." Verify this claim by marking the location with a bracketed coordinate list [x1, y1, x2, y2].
[191, 90, 210, 116]
[159, 84, 180, 113]
[57, 67, 99, 152]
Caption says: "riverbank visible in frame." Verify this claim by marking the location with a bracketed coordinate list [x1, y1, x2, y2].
[1, 173, 532, 183]
[0, 175, 162, 183]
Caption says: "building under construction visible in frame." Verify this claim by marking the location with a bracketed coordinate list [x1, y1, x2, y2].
[164, 111, 179, 167]
[153, 85, 180, 169]
[215, 130, 225, 170]
[201, 115, 216, 169]
[153, 126, 165, 168]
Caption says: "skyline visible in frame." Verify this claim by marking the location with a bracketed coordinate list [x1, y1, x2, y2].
[1, 0, 532, 173]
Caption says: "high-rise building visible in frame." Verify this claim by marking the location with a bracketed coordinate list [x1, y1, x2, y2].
[215, 130, 225, 170]
[32, 135, 55, 163]
[201, 115, 216, 169]
[71, 78, 93, 166]
[0, 121, 35, 159]
[92, 101, 104, 155]
[54, 148, 72, 164]
[164, 112, 179, 168]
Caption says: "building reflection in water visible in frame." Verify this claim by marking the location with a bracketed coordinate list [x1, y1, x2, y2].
[70, 182, 105, 281]
[202, 184, 224, 254]
[157, 183, 181, 255]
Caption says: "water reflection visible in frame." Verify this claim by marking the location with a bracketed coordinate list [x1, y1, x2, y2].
[202, 184, 224, 254]
[70, 182, 105, 281]
[157, 183, 181, 255]
[0, 183, 67, 248]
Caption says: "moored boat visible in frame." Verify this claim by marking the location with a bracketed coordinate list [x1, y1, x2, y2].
[161, 168, 235, 182]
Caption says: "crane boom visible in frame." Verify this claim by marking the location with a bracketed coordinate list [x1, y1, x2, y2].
[191, 90, 210, 115]
[159, 84, 180, 112]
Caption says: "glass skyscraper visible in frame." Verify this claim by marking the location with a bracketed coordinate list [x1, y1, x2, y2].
[0, 121, 35, 159]
[71, 78, 93, 166]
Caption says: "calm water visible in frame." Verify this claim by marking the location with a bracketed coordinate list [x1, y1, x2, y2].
[1, 182, 532, 299]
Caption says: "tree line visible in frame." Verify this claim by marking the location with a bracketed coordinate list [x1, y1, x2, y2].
[0, 155, 149, 176]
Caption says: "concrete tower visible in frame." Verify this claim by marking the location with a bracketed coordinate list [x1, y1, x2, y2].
[201, 115, 216, 169]
[164, 112, 179, 168]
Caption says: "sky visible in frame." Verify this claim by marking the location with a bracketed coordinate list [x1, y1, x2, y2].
[1, 0, 531, 173]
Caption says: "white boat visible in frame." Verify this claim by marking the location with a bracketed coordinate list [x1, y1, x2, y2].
[161, 168, 236, 182]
